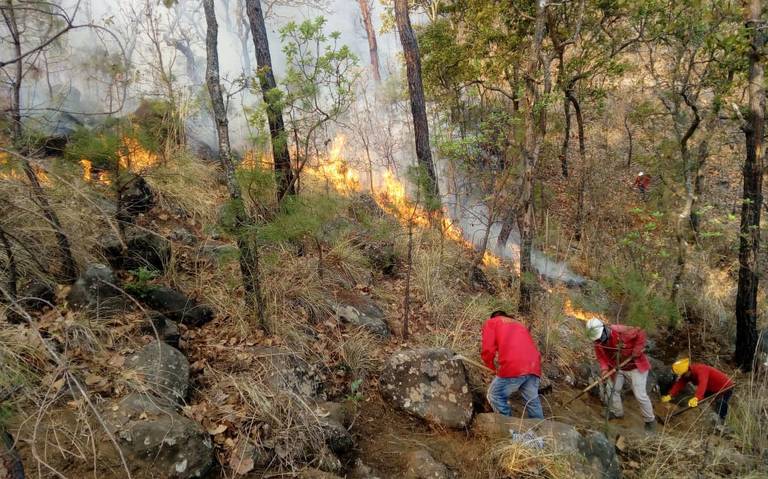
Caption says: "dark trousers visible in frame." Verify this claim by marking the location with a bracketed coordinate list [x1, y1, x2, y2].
[711, 389, 733, 420]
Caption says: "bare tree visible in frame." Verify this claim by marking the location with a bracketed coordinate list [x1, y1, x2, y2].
[734, 0, 764, 371]
[245, 0, 296, 201]
[516, 0, 551, 314]
[203, 0, 268, 329]
[1, 0, 78, 281]
[393, 0, 439, 204]
[357, 0, 380, 82]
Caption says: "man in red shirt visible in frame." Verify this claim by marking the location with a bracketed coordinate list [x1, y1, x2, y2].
[661, 358, 734, 422]
[586, 318, 656, 431]
[481, 310, 543, 418]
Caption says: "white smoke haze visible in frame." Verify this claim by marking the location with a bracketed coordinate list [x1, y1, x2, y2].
[2, 0, 584, 287]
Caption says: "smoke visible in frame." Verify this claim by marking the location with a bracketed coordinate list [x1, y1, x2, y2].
[3, 0, 584, 288]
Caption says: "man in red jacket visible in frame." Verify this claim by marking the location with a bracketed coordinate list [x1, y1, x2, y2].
[661, 358, 734, 422]
[586, 318, 655, 431]
[482, 310, 543, 418]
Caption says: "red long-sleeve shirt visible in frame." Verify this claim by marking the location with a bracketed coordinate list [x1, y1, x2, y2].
[668, 363, 734, 400]
[594, 324, 651, 373]
[481, 316, 541, 378]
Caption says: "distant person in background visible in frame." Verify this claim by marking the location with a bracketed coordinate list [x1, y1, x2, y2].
[481, 310, 543, 418]
[586, 318, 656, 431]
[661, 358, 734, 425]
[633, 171, 651, 200]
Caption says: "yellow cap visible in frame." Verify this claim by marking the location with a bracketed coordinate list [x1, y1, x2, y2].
[672, 358, 690, 376]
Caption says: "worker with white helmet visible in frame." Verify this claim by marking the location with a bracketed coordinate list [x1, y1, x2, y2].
[586, 317, 656, 431]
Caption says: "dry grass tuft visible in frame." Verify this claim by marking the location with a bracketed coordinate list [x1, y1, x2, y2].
[485, 440, 582, 479]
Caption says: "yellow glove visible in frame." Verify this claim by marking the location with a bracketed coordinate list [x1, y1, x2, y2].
[688, 397, 699, 408]
[660, 395, 672, 403]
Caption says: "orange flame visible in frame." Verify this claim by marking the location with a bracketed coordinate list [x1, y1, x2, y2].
[0, 151, 51, 186]
[564, 297, 603, 322]
[81, 136, 159, 185]
[306, 134, 360, 194]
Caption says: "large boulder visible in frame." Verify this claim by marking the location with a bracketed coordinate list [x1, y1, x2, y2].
[137, 286, 214, 327]
[102, 228, 171, 272]
[380, 348, 473, 428]
[473, 413, 620, 479]
[331, 292, 389, 338]
[125, 341, 189, 406]
[99, 394, 213, 479]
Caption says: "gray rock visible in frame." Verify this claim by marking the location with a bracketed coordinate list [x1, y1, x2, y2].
[648, 356, 677, 396]
[473, 414, 620, 479]
[102, 228, 171, 272]
[125, 341, 189, 406]
[140, 312, 180, 348]
[100, 394, 213, 479]
[170, 228, 197, 246]
[67, 263, 119, 307]
[404, 449, 454, 479]
[579, 431, 620, 479]
[17, 280, 55, 311]
[316, 402, 353, 455]
[332, 294, 389, 338]
[119, 174, 154, 219]
[380, 348, 473, 428]
[349, 459, 382, 479]
[199, 241, 238, 262]
[138, 286, 214, 327]
[1, 430, 24, 479]
[258, 348, 326, 400]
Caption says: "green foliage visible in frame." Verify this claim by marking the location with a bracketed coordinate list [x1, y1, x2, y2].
[64, 126, 122, 170]
[257, 193, 344, 245]
[345, 378, 364, 402]
[276, 17, 359, 158]
[601, 268, 681, 329]
[125, 266, 160, 295]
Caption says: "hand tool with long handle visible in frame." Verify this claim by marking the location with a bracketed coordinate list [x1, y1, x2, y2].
[453, 354, 495, 373]
[563, 356, 634, 406]
[656, 385, 734, 424]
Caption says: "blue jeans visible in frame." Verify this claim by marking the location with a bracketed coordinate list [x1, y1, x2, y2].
[487, 375, 544, 419]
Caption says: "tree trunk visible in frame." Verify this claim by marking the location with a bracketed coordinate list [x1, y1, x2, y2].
[734, 0, 764, 371]
[624, 114, 633, 169]
[517, 0, 549, 315]
[0, 226, 17, 299]
[204, 0, 267, 329]
[393, 0, 439, 205]
[559, 93, 571, 178]
[245, 0, 295, 202]
[568, 92, 587, 241]
[2, 3, 77, 282]
[358, 0, 381, 83]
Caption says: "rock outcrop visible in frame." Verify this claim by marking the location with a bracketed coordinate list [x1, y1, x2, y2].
[102, 228, 171, 272]
[125, 341, 189, 406]
[380, 348, 473, 428]
[137, 286, 214, 327]
[404, 449, 455, 479]
[100, 394, 213, 479]
[331, 292, 389, 338]
[473, 413, 620, 479]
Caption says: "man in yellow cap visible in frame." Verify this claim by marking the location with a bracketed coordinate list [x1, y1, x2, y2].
[661, 358, 734, 423]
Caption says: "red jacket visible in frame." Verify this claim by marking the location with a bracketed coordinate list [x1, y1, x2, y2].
[668, 363, 734, 400]
[481, 316, 541, 378]
[594, 324, 650, 373]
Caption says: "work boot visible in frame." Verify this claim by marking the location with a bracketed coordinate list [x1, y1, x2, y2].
[607, 411, 623, 421]
[644, 421, 656, 432]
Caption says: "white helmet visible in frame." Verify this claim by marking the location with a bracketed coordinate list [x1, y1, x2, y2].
[638, 171, 644, 176]
[586, 317, 604, 341]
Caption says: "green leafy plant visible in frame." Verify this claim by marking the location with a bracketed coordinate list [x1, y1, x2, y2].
[125, 266, 160, 295]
